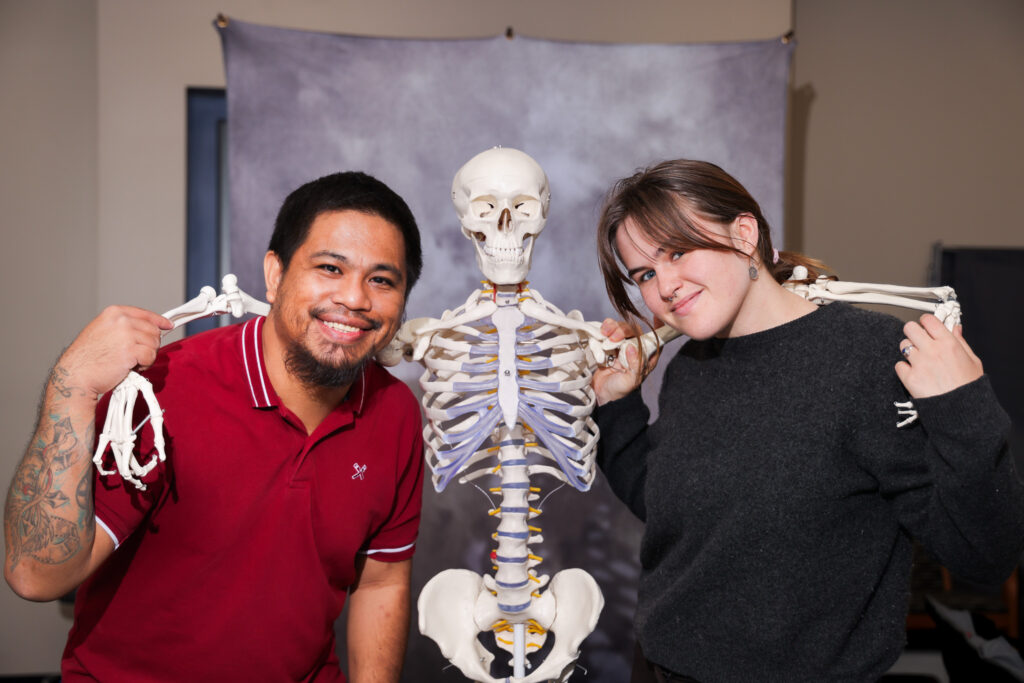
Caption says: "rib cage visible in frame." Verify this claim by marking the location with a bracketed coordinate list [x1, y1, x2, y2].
[420, 288, 599, 493]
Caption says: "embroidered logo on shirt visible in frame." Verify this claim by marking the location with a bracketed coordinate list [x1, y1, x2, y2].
[352, 463, 367, 480]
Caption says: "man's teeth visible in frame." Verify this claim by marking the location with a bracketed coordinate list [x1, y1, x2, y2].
[324, 321, 361, 333]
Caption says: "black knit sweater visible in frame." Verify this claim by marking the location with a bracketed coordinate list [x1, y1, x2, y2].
[595, 303, 1024, 682]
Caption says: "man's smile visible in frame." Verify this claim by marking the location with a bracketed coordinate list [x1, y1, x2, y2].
[322, 320, 363, 333]
[312, 306, 382, 338]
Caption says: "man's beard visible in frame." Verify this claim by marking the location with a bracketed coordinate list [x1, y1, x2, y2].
[284, 338, 369, 388]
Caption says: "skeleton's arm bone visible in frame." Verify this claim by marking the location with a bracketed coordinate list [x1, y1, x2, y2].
[161, 274, 270, 330]
[388, 297, 500, 363]
[797, 289, 960, 325]
[607, 273, 963, 369]
[784, 267, 955, 304]
[520, 297, 683, 367]
[610, 325, 682, 367]
[161, 286, 219, 327]
[219, 273, 269, 317]
[784, 268, 962, 330]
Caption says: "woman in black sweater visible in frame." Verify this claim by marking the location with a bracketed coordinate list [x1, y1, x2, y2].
[591, 159, 1024, 682]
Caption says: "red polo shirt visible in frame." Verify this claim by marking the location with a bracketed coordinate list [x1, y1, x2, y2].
[63, 317, 424, 682]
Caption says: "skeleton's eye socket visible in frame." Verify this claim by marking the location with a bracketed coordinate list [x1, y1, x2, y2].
[470, 197, 497, 218]
[513, 196, 541, 218]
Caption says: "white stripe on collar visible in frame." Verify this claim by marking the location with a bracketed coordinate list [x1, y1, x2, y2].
[242, 317, 272, 408]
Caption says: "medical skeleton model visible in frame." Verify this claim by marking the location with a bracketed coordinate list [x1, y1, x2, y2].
[377, 148, 617, 683]
[92, 150, 963, 683]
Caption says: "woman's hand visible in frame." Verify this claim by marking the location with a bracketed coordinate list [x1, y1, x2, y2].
[593, 318, 648, 406]
[895, 313, 983, 399]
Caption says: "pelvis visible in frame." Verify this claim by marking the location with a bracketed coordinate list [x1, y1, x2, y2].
[418, 568, 603, 683]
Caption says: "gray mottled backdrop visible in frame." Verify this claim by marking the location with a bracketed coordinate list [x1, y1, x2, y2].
[220, 19, 791, 682]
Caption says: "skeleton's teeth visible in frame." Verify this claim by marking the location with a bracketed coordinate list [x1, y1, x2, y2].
[324, 320, 360, 332]
[483, 246, 524, 264]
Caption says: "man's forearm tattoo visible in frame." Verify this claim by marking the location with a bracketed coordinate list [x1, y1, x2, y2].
[49, 365, 74, 399]
[5, 365, 94, 571]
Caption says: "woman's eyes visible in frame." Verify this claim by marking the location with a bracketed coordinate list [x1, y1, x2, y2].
[637, 270, 655, 284]
[634, 252, 685, 284]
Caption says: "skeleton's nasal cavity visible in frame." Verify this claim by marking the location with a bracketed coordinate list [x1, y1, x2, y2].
[498, 207, 512, 231]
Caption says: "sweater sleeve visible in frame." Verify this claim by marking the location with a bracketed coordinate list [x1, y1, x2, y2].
[593, 390, 651, 522]
[860, 372, 1024, 585]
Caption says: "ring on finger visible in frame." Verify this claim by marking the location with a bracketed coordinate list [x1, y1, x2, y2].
[901, 343, 916, 358]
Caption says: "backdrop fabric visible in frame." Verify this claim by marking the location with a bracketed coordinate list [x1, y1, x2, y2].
[220, 18, 793, 682]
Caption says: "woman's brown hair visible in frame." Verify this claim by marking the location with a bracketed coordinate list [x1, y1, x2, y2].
[597, 159, 829, 335]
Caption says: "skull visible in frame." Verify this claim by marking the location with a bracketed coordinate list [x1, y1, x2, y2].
[451, 147, 550, 285]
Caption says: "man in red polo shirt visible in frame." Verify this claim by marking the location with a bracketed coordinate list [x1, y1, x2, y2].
[5, 172, 426, 682]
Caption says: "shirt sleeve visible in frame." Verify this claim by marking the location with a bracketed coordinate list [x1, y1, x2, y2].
[855, 336, 1024, 584]
[359, 390, 425, 562]
[594, 389, 651, 522]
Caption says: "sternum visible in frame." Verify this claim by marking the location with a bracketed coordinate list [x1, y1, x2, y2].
[491, 300, 534, 613]
[492, 304, 525, 430]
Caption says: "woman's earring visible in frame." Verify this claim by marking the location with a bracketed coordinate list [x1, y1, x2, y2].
[748, 262, 759, 280]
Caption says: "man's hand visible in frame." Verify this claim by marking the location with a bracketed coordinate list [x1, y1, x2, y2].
[895, 313, 983, 399]
[59, 306, 172, 401]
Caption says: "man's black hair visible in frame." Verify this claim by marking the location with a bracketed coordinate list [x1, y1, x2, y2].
[268, 171, 423, 294]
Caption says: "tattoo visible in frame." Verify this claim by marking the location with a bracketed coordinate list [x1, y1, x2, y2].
[48, 365, 74, 399]
[42, 416, 78, 472]
[5, 409, 91, 571]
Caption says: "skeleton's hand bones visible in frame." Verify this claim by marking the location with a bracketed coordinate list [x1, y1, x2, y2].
[93, 275, 269, 490]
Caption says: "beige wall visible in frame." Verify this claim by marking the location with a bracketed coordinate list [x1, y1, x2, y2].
[4, 0, 1023, 675]
[790, 0, 1024, 284]
[1, 0, 98, 670]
